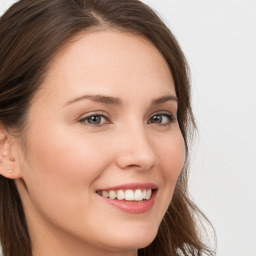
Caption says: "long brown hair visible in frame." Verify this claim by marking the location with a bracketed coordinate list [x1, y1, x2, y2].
[0, 0, 215, 255]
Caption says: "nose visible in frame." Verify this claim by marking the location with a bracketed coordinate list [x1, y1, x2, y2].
[115, 126, 158, 172]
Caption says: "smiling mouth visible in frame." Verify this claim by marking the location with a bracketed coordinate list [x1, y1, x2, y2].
[96, 188, 154, 201]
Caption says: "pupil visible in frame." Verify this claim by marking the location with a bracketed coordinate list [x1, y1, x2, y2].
[152, 115, 162, 123]
[89, 116, 101, 124]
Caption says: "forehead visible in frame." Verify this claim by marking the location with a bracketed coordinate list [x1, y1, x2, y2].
[38, 30, 175, 102]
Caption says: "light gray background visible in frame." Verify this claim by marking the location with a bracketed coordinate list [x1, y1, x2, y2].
[1, 1, 256, 256]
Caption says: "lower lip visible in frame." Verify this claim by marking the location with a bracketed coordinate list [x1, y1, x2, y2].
[98, 190, 157, 214]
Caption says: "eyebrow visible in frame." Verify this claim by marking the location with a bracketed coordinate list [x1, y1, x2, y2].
[152, 95, 178, 105]
[64, 94, 122, 106]
[64, 94, 178, 107]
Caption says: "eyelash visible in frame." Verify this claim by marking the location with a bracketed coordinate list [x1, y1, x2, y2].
[78, 112, 175, 127]
[78, 112, 111, 126]
[147, 112, 175, 126]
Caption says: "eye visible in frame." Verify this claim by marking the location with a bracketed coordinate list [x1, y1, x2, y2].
[147, 113, 175, 125]
[79, 114, 110, 126]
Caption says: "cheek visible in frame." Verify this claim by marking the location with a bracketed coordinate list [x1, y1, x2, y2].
[22, 126, 114, 206]
[156, 131, 185, 183]
[20, 127, 115, 232]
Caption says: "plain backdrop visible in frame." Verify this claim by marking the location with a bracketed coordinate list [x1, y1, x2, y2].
[1, 1, 256, 256]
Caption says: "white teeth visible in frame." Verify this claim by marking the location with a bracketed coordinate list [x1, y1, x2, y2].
[142, 189, 146, 199]
[134, 189, 143, 201]
[125, 189, 134, 201]
[145, 189, 152, 200]
[117, 190, 125, 200]
[108, 190, 116, 200]
[102, 191, 109, 198]
[98, 189, 153, 201]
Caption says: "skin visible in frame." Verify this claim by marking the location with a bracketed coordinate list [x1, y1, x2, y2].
[0, 31, 185, 256]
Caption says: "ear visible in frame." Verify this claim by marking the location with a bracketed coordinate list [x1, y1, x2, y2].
[0, 124, 22, 179]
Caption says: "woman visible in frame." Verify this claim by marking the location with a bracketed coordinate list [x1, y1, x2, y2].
[0, 0, 215, 255]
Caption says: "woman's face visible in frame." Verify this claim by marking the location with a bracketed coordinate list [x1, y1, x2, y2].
[15, 31, 185, 255]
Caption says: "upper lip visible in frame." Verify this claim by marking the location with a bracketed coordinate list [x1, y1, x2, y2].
[96, 183, 158, 191]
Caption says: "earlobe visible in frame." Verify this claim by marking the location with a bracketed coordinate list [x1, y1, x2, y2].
[0, 124, 21, 179]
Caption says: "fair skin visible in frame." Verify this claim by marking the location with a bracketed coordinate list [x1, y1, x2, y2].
[0, 31, 185, 256]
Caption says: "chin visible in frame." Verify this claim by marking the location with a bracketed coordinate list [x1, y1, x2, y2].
[102, 227, 158, 251]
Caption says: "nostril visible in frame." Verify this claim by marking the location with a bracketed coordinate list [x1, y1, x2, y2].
[115, 150, 157, 171]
